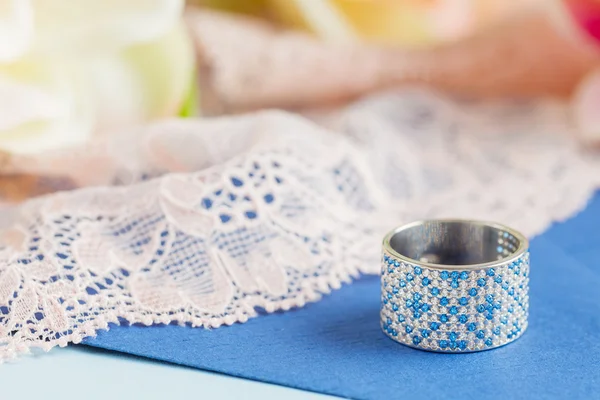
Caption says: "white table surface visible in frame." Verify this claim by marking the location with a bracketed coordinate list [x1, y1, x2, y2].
[2, 346, 337, 400]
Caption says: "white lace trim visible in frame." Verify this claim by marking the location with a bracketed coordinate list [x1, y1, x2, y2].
[0, 89, 598, 361]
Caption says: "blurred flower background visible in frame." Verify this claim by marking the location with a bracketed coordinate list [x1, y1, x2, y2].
[197, 0, 535, 46]
[0, 0, 194, 155]
[0, 0, 598, 158]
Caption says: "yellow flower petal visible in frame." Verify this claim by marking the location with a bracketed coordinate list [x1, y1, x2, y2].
[195, 0, 268, 16]
[272, 0, 357, 43]
[268, 0, 469, 46]
[267, 0, 531, 47]
[268, 0, 356, 43]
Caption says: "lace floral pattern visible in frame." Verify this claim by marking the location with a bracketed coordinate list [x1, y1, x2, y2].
[0, 89, 598, 361]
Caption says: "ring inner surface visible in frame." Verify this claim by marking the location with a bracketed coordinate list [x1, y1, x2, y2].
[389, 221, 521, 266]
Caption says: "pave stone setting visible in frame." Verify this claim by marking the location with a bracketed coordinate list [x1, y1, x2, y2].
[381, 243, 529, 352]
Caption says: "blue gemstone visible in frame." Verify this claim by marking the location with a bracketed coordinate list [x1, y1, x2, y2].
[459, 297, 469, 306]
[500, 316, 508, 324]
[451, 271, 459, 280]
[413, 293, 422, 301]
[476, 330, 485, 339]
[386, 317, 392, 325]
[507, 306, 514, 313]
[400, 280, 407, 288]
[439, 340, 448, 349]
[392, 287, 399, 294]
[502, 282, 509, 290]
[458, 341, 468, 350]
[412, 336, 422, 345]
[413, 311, 421, 319]
[476, 304, 485, 313]
[387, 293, 393, 300]
[231, 177, 244, 187]
[460, 271, 469, 280]
[422, 277, 431, 286]
[469, 288, 478, 296]
[388, 268, 393, 274]
[383, 299, 388, 304]
[406, 273, 414, 281]
[440, 314, 449, 323]
[398, 314, 405, 322]
[467, 322, 477, 332]
[493, 327, 501, 335]
[430, 322, 440, 331]
[406, 326, 413, 334]
[405, 300, 413, 308]
[485, 294, 494, 303]
[431, 287, 440, 296]
[449, 306, 458, 315]
[486, 304, 494, 312]
[451, 281, 459, 289]
[449, 341, 458, 350]
[440, 297, 449, 306]
[421, 329, 430, 338]
[486, 313, 494, 321]
[414, 266, 422, 275]
[494, 276, 502, 284]
[508, 288, 515, 296]
[487, 268, 495, 277]
[494, 302, 502, 310]
[485, 338, 493, 347]
[497, 246, 503, 253]
[392, 330, 398, 337]
[392, 304, 398, 311]
[440, 271, 449, 280]
[458, 314, 468, 324]
[394, 260, 400, 267]
[477, 278, 487, 287]
[421, 304, 430, 312]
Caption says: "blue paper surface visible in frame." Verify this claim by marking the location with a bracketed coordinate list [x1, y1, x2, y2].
[84, 194, 600, 399]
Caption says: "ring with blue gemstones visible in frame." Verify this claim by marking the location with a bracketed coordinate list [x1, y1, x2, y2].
[381, 220, 529, 352]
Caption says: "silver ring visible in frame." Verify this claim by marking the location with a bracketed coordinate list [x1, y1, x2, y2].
[381, 220, 529, 352]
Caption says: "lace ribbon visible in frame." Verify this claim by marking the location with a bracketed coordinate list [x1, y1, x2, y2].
[0, 89, 598, 361]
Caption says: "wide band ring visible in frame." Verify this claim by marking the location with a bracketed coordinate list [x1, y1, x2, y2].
[381, 220, 529, 352]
